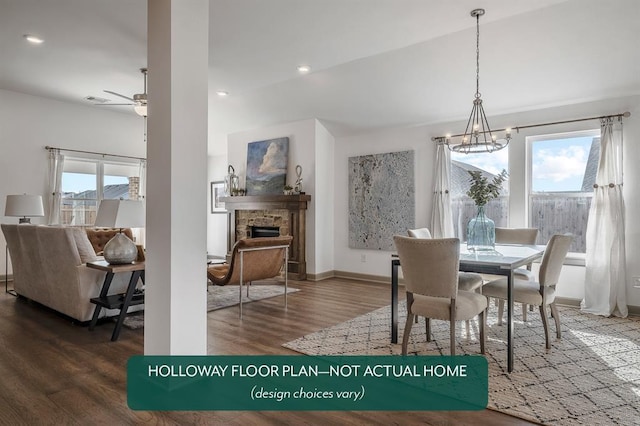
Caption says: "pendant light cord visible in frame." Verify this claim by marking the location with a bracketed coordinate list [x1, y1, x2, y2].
[475, 12, 480, 99]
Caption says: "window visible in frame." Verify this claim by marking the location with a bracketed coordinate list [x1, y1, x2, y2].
[103, 163, 140, 200]
[61, 157, 141, 226]
[450, 147, 509, 240]
[528, 130, 600, 253]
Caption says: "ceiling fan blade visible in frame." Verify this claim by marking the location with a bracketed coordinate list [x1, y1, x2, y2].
[104, 90, 134, 102]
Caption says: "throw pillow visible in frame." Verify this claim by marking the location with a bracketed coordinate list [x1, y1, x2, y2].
[72, 228, 99, 263]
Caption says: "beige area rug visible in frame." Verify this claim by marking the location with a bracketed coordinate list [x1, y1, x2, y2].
[283, 302, 640, 425]
[122, 284, 298, 329]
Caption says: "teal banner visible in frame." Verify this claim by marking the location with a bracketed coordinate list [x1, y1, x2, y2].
[127, 355, 487, 411]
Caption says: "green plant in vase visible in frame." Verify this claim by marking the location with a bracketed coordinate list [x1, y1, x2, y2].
[466, 169, 507, 250]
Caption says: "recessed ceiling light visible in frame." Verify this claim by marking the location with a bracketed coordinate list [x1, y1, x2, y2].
[216, 91, 228, 97]
[24, 34, 44, 44]
[297, 65, 311, 74]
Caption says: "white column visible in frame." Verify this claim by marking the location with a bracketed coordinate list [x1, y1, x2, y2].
[145, 0, 209, 354]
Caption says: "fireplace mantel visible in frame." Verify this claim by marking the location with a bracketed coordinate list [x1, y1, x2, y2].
[220, 194, 311, 211]
[220, 194, 311, 280]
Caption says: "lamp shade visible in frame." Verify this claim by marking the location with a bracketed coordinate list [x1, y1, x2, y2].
[5, 194, 45, 218]
[94, 199, 145, 229]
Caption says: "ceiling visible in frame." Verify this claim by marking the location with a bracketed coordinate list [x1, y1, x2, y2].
[1, 0, 639, 153]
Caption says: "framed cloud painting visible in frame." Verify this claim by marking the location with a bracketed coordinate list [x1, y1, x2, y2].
[245, 137, 289, 195]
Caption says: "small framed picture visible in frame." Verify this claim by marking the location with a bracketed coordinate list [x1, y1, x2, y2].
[211, 181, 226, 213]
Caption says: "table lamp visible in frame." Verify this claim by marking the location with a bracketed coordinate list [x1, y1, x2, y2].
[94, 199, 145, 264]
[4, 194, 45, 223]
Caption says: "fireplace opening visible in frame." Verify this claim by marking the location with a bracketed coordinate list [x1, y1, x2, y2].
[250, 226, 280, 238]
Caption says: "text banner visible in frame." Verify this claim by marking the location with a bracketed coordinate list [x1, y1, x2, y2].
[128, 355, 487, 411]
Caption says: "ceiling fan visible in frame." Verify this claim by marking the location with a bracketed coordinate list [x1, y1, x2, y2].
[98, 68, 147, 117]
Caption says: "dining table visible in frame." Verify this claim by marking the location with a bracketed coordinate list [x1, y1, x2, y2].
[390, 243, 546, 373]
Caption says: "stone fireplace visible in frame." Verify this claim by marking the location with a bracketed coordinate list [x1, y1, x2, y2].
[220, 194, 311, 280]
[236, 210, 289, 239]
[248, 225, 281, 238]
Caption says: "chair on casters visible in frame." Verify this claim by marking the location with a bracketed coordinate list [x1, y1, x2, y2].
[408, 228, 484, 336]
[482, 234, 572, 349]
[494, 227, 539, 323]
[394, 236, 487, 355]
[206, 236, 293, 319]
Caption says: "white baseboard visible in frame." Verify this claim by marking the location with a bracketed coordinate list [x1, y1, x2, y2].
[556, 296, 640, 316]
[554, 297, 581, 307]
[305, 271, 334, 281]
[308, 270, 401, 285]
[303, 275, 640, 317]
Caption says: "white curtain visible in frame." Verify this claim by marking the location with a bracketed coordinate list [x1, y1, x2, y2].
[581, 117, 627, 317]
[430, 141, 454, 238]
[133, 159, 147, 246]
[138, 159, 147, 202]
[47, 149, 65, 225]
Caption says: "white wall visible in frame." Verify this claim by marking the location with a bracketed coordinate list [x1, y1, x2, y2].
[0, 88, 144, 275]
[620, 96, 640, 307]
[334, 95, 640, 305]
[314, 120, 335, 274]
[4, 87, 638, 307]
[334, 125, 435, 276]
[227, 118, 335, 275]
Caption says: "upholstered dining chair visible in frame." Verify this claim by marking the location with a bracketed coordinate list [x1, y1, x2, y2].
[495, 227, 539, 279]
[206, 236, 293, 318]
[407, 228, 484, 293]
[407, 228, 484, 335]
[482, 234, 572, 350]
[407, 228, 432, 239]
[393, 236, 487, 356]
[494, 227, 539, 322]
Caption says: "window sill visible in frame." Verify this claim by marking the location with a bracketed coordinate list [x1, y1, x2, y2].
[564, 253, 585, 267]
[533, 252, 585, 267]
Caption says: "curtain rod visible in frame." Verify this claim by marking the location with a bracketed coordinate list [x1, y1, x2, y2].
[44, 145, 146, 161]
[431, 111, 631, 141]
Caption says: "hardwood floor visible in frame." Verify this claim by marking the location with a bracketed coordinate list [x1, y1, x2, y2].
[0, 278, 534, 425]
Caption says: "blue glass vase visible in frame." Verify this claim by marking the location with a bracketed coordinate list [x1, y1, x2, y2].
[467, 206, 495, 251]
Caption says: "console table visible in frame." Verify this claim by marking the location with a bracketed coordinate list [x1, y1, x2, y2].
[87, 260, 145, 341]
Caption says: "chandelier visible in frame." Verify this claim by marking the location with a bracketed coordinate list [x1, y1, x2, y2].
[447, 9, 510, 154]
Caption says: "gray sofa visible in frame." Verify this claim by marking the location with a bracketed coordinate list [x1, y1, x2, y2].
[2, 224, 138, 322]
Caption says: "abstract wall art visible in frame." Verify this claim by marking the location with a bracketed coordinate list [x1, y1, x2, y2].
[348, 150, 415, 250]
[245, 137, 289, 195]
